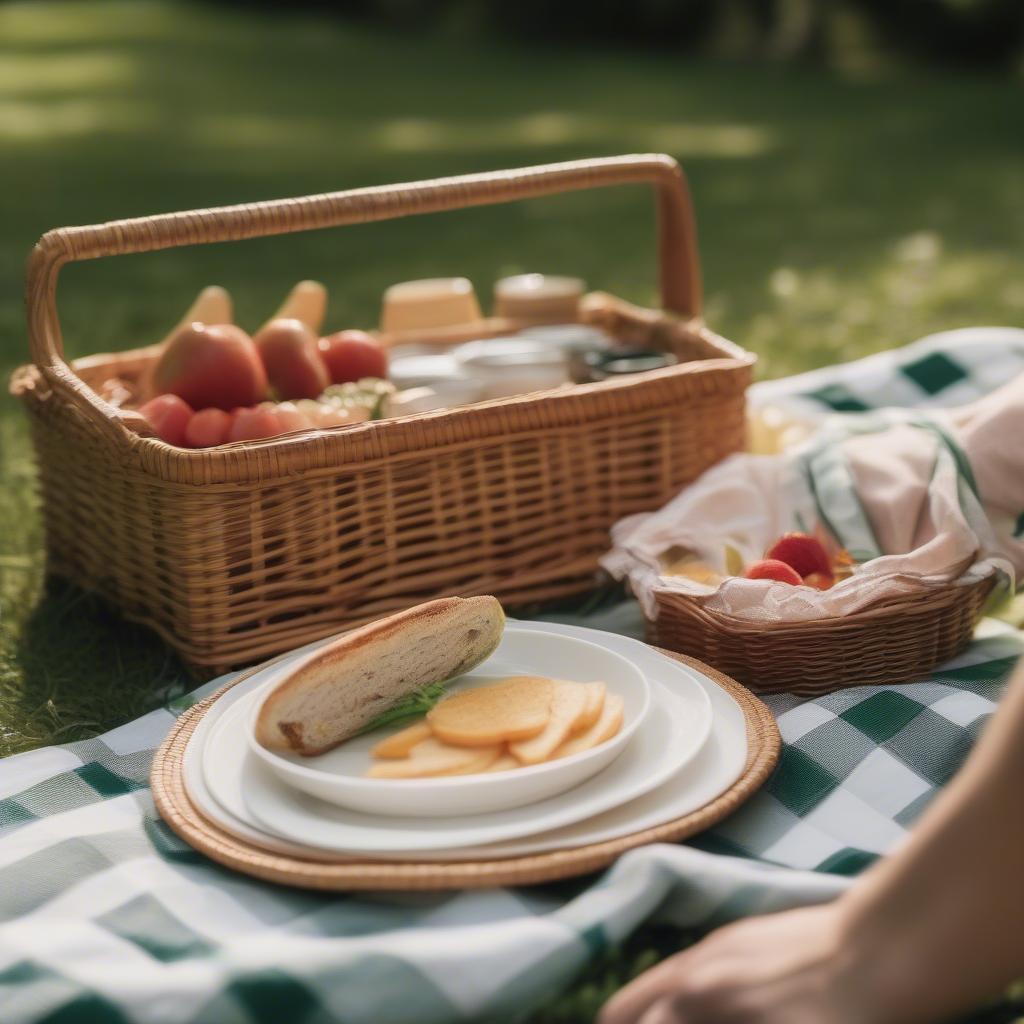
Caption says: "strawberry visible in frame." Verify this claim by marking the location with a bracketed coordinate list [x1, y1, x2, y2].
[765, 533, 832, 578]
[745, 559, 802, 585]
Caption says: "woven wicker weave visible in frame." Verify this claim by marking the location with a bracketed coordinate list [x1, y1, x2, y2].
[150, 648, 780, 891]
[647, 575, 995, 696]
[11, 155, 754, 676]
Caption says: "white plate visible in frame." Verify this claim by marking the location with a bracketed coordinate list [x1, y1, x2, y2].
[215, 670, 694, 854]
[245, 627, 655, 817]
[183, 621, 749, 861]
[185, 677, 324, 861]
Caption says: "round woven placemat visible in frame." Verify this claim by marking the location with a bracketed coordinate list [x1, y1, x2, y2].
[150, 650, 780, 891]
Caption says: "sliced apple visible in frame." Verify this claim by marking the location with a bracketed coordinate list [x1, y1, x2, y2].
[570, 682, 607, 736]
[371, 720, 432, 759]
[367, 737, 500, 778]
[509, 681, 589, 765]
[427, 677, 552, 747]
[552, 695, 624, 759]
[483, 752, 521, 773]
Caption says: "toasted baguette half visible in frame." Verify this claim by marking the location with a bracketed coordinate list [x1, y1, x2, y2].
[255, 596, 505, 756]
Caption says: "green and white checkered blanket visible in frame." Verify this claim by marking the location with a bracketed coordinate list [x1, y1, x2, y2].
[2, 328, 1023, 1024]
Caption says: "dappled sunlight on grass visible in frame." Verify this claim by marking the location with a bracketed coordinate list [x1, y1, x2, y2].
[0, 0, 203, 46]
[190, 112, 317, 149]
[645, 122, 772, 157]
[185, 111, 777, 165]
[728, 230, 1024, 378]
[0, 97, 148, 141]
[505, 112, 592, 147]
[0, 52, 138, 94]
[368, 114, 776, 158]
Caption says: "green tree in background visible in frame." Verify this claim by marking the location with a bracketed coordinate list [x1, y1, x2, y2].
[208, 0, 1024, 69]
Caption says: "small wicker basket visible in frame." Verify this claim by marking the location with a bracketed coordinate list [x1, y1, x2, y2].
[11, 155, 754, 676]
[646, 575, 996, 696]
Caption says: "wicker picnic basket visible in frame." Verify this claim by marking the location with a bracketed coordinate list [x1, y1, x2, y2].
[11, 154, 754, 676]
[646, 575, 996, 697]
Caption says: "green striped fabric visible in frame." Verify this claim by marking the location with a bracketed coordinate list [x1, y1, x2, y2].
[1, 326, 1022, 1023]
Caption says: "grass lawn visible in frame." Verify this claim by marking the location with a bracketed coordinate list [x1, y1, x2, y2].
[1, 3, 1022, 1019]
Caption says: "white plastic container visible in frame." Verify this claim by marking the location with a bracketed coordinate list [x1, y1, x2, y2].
[452, 337, 569, 399]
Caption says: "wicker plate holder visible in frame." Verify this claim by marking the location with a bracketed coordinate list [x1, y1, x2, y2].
[151, 650, 779, 891]
[647, 575, 996, 697]
[11, 154, 754, 678]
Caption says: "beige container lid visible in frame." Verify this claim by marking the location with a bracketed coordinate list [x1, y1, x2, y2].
[494, 274, 584, 323]
[382, 277, 483, 333]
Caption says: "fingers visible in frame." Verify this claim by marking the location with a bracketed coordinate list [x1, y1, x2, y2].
[599, 952, 691, 1024]
[638, 997, 684, 1024]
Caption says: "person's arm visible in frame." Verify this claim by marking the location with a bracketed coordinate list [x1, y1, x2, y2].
[842, 659, 1024, 1021]
[601, 660, 1024, 1024]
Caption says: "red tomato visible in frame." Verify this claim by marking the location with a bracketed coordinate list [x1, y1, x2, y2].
[227, 405, 284, 442]
[139, 394, 194, 447]
[318, 330, 388, 384]
[184, 407, 233, 448]
[765, 533, 832, 578]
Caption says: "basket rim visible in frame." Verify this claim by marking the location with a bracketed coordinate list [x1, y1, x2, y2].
[650, 569, 997, 635]
[11, 309, 754, 486]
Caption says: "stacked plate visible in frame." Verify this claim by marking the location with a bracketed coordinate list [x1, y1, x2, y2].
[182, 621, 750, 864]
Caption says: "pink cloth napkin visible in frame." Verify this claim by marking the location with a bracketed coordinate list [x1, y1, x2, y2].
[603, 373, 1024, 623]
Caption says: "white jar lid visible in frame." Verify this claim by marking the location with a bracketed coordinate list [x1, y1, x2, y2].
[494, 274, 584, 299]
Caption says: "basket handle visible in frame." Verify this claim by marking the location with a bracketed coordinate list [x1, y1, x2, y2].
[25, 154, 701, 438]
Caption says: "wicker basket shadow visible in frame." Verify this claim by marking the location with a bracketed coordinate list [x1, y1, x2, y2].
[646, 575, 996, 696]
